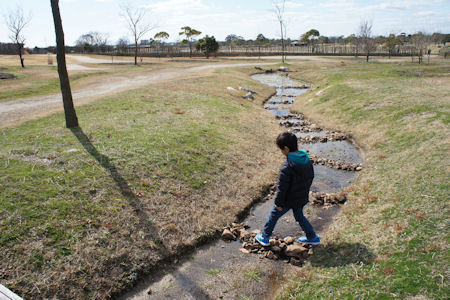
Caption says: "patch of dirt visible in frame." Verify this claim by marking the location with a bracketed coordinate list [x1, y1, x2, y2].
[0, 73, 16, 80]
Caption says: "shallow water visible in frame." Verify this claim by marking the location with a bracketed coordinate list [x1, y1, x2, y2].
[276, 87, 308, 96]
[121, 72, 362, 299]
[302, 140, 363, 164]
[251, 73, 301, 87]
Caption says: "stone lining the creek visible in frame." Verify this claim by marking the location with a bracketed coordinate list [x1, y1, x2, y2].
[216, 71, 364, 268]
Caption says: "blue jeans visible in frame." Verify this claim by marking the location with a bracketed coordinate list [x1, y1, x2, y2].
[263, 203, 316, 240]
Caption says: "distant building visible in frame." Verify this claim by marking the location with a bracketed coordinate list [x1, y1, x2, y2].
[140, 39, 152, 45]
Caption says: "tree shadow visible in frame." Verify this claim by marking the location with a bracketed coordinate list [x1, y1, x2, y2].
[308, 242, 376, 267]
[70, 127, 167, 253]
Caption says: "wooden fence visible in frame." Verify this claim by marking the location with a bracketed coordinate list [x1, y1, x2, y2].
[105, 44, 418, 57]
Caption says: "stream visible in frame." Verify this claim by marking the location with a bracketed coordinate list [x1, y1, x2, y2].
[119, 72, 362, 299]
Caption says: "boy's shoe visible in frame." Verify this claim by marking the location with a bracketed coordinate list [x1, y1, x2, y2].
[255, 233, 270, 246]
[298, 235, 321, 245]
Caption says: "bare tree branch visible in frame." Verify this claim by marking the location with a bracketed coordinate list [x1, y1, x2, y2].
[358, 19, 375, 62]
[4, 5, 31, 67]
[119, 3, 156, 65]
[272, 0, 286, 63]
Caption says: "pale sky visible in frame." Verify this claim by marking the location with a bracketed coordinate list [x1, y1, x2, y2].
[1, 0, 449, 47]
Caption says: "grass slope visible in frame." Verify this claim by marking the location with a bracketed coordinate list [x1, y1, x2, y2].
[0, 66, 281, 298]
[280, 59, 449, 298]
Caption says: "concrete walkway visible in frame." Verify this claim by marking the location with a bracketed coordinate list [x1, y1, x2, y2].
[0, 285, 23, 300]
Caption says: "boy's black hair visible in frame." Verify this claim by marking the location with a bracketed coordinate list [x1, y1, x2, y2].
[276, 131, 298, 152]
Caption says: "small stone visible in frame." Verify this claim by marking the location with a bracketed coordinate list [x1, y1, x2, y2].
[271, 245, 282, 254]
[336, 191, 347, 203]
[269, 239, 280, 246]
[284, 236, 295, 245]
[231, 227, 241, 236]
[221, 229, 235, 240]
[285, 244, 308, 258]
[239, 248, 250, 254]
[240, 229, 251, 240]
[147, 288, 152, 294]
[356, 166, 362, 171]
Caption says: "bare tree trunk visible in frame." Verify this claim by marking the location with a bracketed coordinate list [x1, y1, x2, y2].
[17, 44, 24, 68]
[50, 0, 79, 128]
[134, 41, 138, 65]
[280, 21, 285, 63]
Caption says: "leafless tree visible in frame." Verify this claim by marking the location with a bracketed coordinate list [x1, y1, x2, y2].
[4, 5, 31, 68]
[272, 0, 286, 63]
[50, 0, 79, 128]
[116, 37, 130, 53]
[358, 20, 376, 62]
[411, 32, 431, 64]
[75, 31, 109, 53]
[120, 3, 156, 65]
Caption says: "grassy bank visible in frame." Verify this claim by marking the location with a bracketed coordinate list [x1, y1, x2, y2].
[279, 59, 449, 298]
[0, 67, 108, 102]
[0, 66, 281, 298]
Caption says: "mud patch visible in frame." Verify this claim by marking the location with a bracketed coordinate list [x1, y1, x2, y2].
[0, 73, 16, 80]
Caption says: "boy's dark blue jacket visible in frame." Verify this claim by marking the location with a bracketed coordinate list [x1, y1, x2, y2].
[274, 150, 314, 209]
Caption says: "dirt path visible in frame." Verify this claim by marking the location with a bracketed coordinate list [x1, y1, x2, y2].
[0, 61, 277, 128]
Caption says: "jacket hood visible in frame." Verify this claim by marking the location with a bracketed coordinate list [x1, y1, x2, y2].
[287, 150, 310, 166]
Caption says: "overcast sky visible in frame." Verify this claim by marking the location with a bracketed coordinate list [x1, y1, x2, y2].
[1, 0, 449, 47]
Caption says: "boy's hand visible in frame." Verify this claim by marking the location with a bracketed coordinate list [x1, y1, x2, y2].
[275, 205, 283, 211]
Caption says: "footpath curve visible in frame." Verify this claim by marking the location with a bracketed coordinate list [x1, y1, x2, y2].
[0, 61, 277, 128]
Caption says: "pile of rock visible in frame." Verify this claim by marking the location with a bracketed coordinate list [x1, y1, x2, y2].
[276, 113, 305, 120]
[308, 153, 362, 171]
[254, 66, 275, 73]
[310, 191, 347, 206]
[297, 132, 348, 144]
[280, 119, 309, 128]
[221, 222, 252, 241]
[221, 223, 313, 267]
[267, 99, 293, 105]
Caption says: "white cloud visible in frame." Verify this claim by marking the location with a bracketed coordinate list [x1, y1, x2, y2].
[146, 0, 209, 14]
[284, 1, 303, 8]
[414, 11, 436, 16]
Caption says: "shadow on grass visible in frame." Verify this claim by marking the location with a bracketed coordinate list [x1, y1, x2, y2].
[309, 242, 375, 267]
[70, 127, 167, 252]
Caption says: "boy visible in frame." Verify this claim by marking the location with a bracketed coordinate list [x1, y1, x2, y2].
[256, 131, 320, 246]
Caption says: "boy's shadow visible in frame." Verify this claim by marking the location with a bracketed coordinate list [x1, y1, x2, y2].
[70, 127, 167, 254]
[309, 242, 375, 267]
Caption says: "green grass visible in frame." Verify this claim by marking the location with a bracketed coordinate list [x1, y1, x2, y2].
[280, 59, 449, 299]
[206, 269, 221, 275]
[0, 70, 106, 102]
[244, 268, 263, 282]
[0, 88, 238, 248]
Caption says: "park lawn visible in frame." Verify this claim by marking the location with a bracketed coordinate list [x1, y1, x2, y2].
[0, 65, 109, 102]
[279, 58, 449, 298]
[0, 66, 281, 298]
[0, 56, 168, 103]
